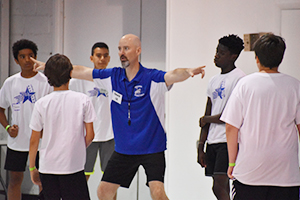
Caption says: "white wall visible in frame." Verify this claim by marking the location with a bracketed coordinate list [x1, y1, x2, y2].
[166, 0, 300, 199]
[9, 0, 54, 75]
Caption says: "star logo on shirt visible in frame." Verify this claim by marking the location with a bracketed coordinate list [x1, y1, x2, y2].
[213, 81, 225, 99]
[20, 87, 36, 103]
[13, 85, 36, 105]
[88, 87, 108, 97]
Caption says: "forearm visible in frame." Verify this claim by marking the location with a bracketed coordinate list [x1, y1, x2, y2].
[29, 130, 40, 168]
[71, 65, 94, 81]
[197, 124, 210, 167]
[165, 66, 205, 86]
[0, 108, 9, 128]
[226, 123, 239, 163]
[202, 113, 224, 125]
[85, 122, 94, 147]
[165, 68, 191, 86]
[198, 124, 209, 151]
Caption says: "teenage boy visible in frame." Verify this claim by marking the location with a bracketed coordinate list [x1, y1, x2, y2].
[29, 54, 96, 200]
[221, 33, 300, 200]
[197, 35, 245, 200]
[69, 42, 115, 181]
[0, 39, 52, 200]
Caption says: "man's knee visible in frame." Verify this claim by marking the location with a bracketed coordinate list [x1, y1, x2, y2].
[149, 181, 168, 200]
[97, 181, 119, 200]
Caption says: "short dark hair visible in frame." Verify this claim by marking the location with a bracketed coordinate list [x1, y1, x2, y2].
[12, 39, 38, 60]
[44, 54, 73, 87]
[219, 34, 244, 56]
[91, 42, 109, 55]
[253, 33, 286, 69]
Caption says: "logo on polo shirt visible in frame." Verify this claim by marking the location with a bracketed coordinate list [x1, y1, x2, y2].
[134, 85, 144, 97]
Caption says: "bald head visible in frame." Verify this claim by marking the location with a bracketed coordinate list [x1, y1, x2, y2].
[120, 34, 141, 48]
[118, 34, 142, 69]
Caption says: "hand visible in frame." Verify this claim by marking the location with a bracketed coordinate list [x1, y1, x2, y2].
[30, 57, 45, 71]
[199, 116, 206, 127]
[7, 124, 19, 138]
[30, 168, 42, 186]
[227, 166, 235, 179]
[187, 66, 205, 78]
[197, 148, 206, 168]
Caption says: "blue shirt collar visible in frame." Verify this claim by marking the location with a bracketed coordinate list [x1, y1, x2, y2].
[120, 63, 144, 83]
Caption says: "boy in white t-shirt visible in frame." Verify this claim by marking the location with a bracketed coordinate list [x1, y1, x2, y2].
[69, 42, 115, 183]
[29, 54, 96, 200]
[0, 39, 52, 199]
[221, 34, 300, 199]
[197, 35, 245, 200]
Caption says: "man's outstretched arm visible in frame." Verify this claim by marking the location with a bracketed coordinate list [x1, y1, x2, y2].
[71, 65, 93, 81]
[31, 58, 94, 81]
[164, 66, 205, 87]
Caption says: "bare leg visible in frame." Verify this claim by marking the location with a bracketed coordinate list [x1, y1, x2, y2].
[7, 171, 23, 200]
[212, 174, 230, 200]
[149, 181, 169, 200]
[113, 193, 117, 200]
[97, 181, 119, 200]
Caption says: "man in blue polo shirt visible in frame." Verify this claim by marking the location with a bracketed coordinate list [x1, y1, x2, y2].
[32, 34, 205, 200]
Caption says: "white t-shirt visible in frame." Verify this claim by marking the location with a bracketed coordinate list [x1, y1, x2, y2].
[30, 90, 96, 174]
[207, 68, 245, 144]
[221, 72, 300, 186]
[69, 78, 113, 141]
[0, 72, 52, 151]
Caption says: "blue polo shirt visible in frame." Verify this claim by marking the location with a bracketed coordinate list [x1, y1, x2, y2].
[92, 63, 169, 155]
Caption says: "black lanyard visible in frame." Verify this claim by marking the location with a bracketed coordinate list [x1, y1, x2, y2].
[123, 80, 135, 125]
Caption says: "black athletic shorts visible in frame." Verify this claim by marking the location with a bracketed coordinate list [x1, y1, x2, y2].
[102, 151, 166, 188]
[232, 180, 299, 200]
[4, 147, 39, 172]
[39, 170, 90, 200]
[205, 143, 228, 176]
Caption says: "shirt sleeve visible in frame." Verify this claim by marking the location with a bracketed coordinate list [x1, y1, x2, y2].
[220, 86, 244, 129]
[296, 100, 300, 125]
[83, 97, 96, 123]
[92, 68, 114, 79]
[151, 69, 166, 83]
[206, 77, 213, 99]
[29, 102, 43, 131]
[151, 69, 168, 93]
[0, 81, 10, 109]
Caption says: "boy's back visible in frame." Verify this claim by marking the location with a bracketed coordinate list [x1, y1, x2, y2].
[30, 90, 95, 174]
[221, 34, 300, 200]
[222, 72, 300, 185]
